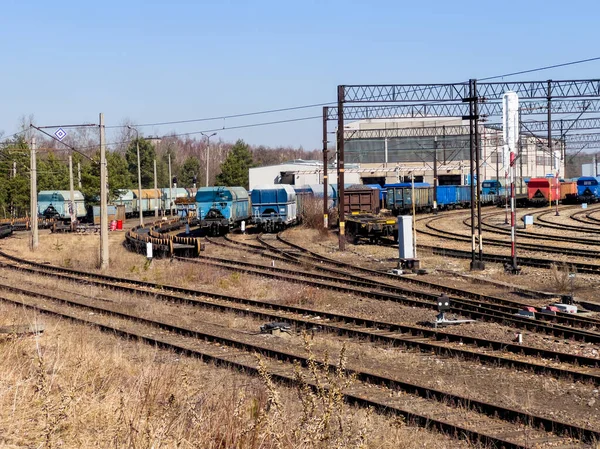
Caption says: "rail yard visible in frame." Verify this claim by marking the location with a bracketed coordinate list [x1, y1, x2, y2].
[2, 198, 600, 448]
[3, 46, 600, 449]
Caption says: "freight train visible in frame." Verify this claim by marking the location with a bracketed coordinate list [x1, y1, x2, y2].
[527, 178, 577, 205]
[251, 184, 298, 232]
[576, 177, 600, 203]
[38, 190, 87, 220]
[113, 188, 194, 217]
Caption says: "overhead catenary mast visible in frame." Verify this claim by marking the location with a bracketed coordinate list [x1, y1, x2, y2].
[503, 91, 520, 273]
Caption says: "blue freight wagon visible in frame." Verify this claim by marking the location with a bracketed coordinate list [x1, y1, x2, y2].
[456, 185, 471, 205]
[160, 187, 190, 214]
[38, 190, 87, 220]
[386, 186, 433, 215]
[113, 189, 135, 217]
[435, 185, 458, 209]
[577, 177, 600, 203]
[481, 180, 505, 196]
[195, 186, 250, 235]
[251, 184, 297, 232]
[294, 184, 337, 221]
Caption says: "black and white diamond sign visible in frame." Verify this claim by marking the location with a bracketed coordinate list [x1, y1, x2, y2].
[54, 128, 67, 141]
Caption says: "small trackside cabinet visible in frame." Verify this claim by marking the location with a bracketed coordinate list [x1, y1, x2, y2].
[398, 215, 414, 259]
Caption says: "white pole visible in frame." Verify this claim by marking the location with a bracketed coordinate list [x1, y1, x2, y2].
[30, 137, 38, 250]
[69, 151, 75, 223]
[100, 113, 109, 269]
[153, 159, 158, 218]
[384, 137, 388, 168]
[168, 153, 173, 216]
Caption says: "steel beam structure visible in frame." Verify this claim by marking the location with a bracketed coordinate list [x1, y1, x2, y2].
[343, 118, 600, 140]
[331, 78, 600, 257]
[342, 79, 600, 103]
[327, 99, 600, 121]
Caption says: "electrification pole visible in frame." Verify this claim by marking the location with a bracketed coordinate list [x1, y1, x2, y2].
[168, 153, 173, 216]
[153, 159, 158, 218]
[99, 113, 109, 270]
[69, 151, 76, 223]
[30, 137, 38, 250]
[468, 80, 476, 270]
[474, 80, 484, 266]
[77, 162, 82, 189]
[337, 85, 346, 251]
[201, 132, 216, 187]
[127, 126, 144, 227]
[433, 136, 438, 214]
[322, 107, 329, 228]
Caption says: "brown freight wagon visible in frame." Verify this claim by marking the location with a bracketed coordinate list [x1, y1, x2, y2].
[559, 181, 577, 203]
[343, 186, 380, 215]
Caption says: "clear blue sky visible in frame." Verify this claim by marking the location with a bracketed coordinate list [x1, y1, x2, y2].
[1, 0, 599, 150]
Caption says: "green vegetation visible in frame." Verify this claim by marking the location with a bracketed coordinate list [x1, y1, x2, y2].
[215, 139, 255, 189]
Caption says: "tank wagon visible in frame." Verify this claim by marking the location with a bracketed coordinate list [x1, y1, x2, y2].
[38, 190, 87, 220]
[196, 186, 250, 235]
[481, 180, 505, 196]
[251, 184, 297, 232]
[577, 177, 600, 203]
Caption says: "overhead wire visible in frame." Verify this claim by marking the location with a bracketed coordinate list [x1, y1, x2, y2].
[105, 102, 335, 129]
[480, 56, 600, 81]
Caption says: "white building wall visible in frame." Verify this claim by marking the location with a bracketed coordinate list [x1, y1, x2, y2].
[249, 163, 361, 190]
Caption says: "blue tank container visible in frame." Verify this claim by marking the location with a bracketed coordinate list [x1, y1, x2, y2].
[195, 186, 250, 234]
[251, 184, 297, 232]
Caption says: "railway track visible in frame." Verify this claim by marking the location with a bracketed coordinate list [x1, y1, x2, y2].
[569, 208, 600, 226]
[476, 209, 600, 246]
[417, 213, 600, 273]
[1, 250, 599, 380]
[0, 264, 597, 448]
[206, 234, 600, 337]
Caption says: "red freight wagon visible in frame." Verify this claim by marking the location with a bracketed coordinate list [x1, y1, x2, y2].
[527, 178, 551, 204]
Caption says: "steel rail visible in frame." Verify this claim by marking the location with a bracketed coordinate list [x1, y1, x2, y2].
[1, 255, 599, 382]
[0, 284, 596, 447]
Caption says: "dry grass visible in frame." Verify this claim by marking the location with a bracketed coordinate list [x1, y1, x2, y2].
[548, 263, 575, 293]
[0, 303, 472, 449]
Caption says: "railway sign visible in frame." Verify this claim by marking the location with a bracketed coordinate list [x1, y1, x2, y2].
[502, 91, 519, 167]
[54, 127, 67, 141]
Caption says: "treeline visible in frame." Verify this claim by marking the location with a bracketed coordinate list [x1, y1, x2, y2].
[0, 132, 320, 218]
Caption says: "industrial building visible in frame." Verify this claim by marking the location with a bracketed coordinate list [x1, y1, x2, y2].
[343, 117, 565, 190]
[249, 160, 361, 190]
[249, 118, 564, 191]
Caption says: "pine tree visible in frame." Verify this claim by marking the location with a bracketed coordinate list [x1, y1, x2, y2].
[126, 138, 156, 188]
[179, 156, 201, 188]
[82, 150, 133, 203]
[0, 136, 30, 218]
[215, 139, 254, 189]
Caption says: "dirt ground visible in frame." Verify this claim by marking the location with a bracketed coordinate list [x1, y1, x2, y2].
[2, 224, 600, 447]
